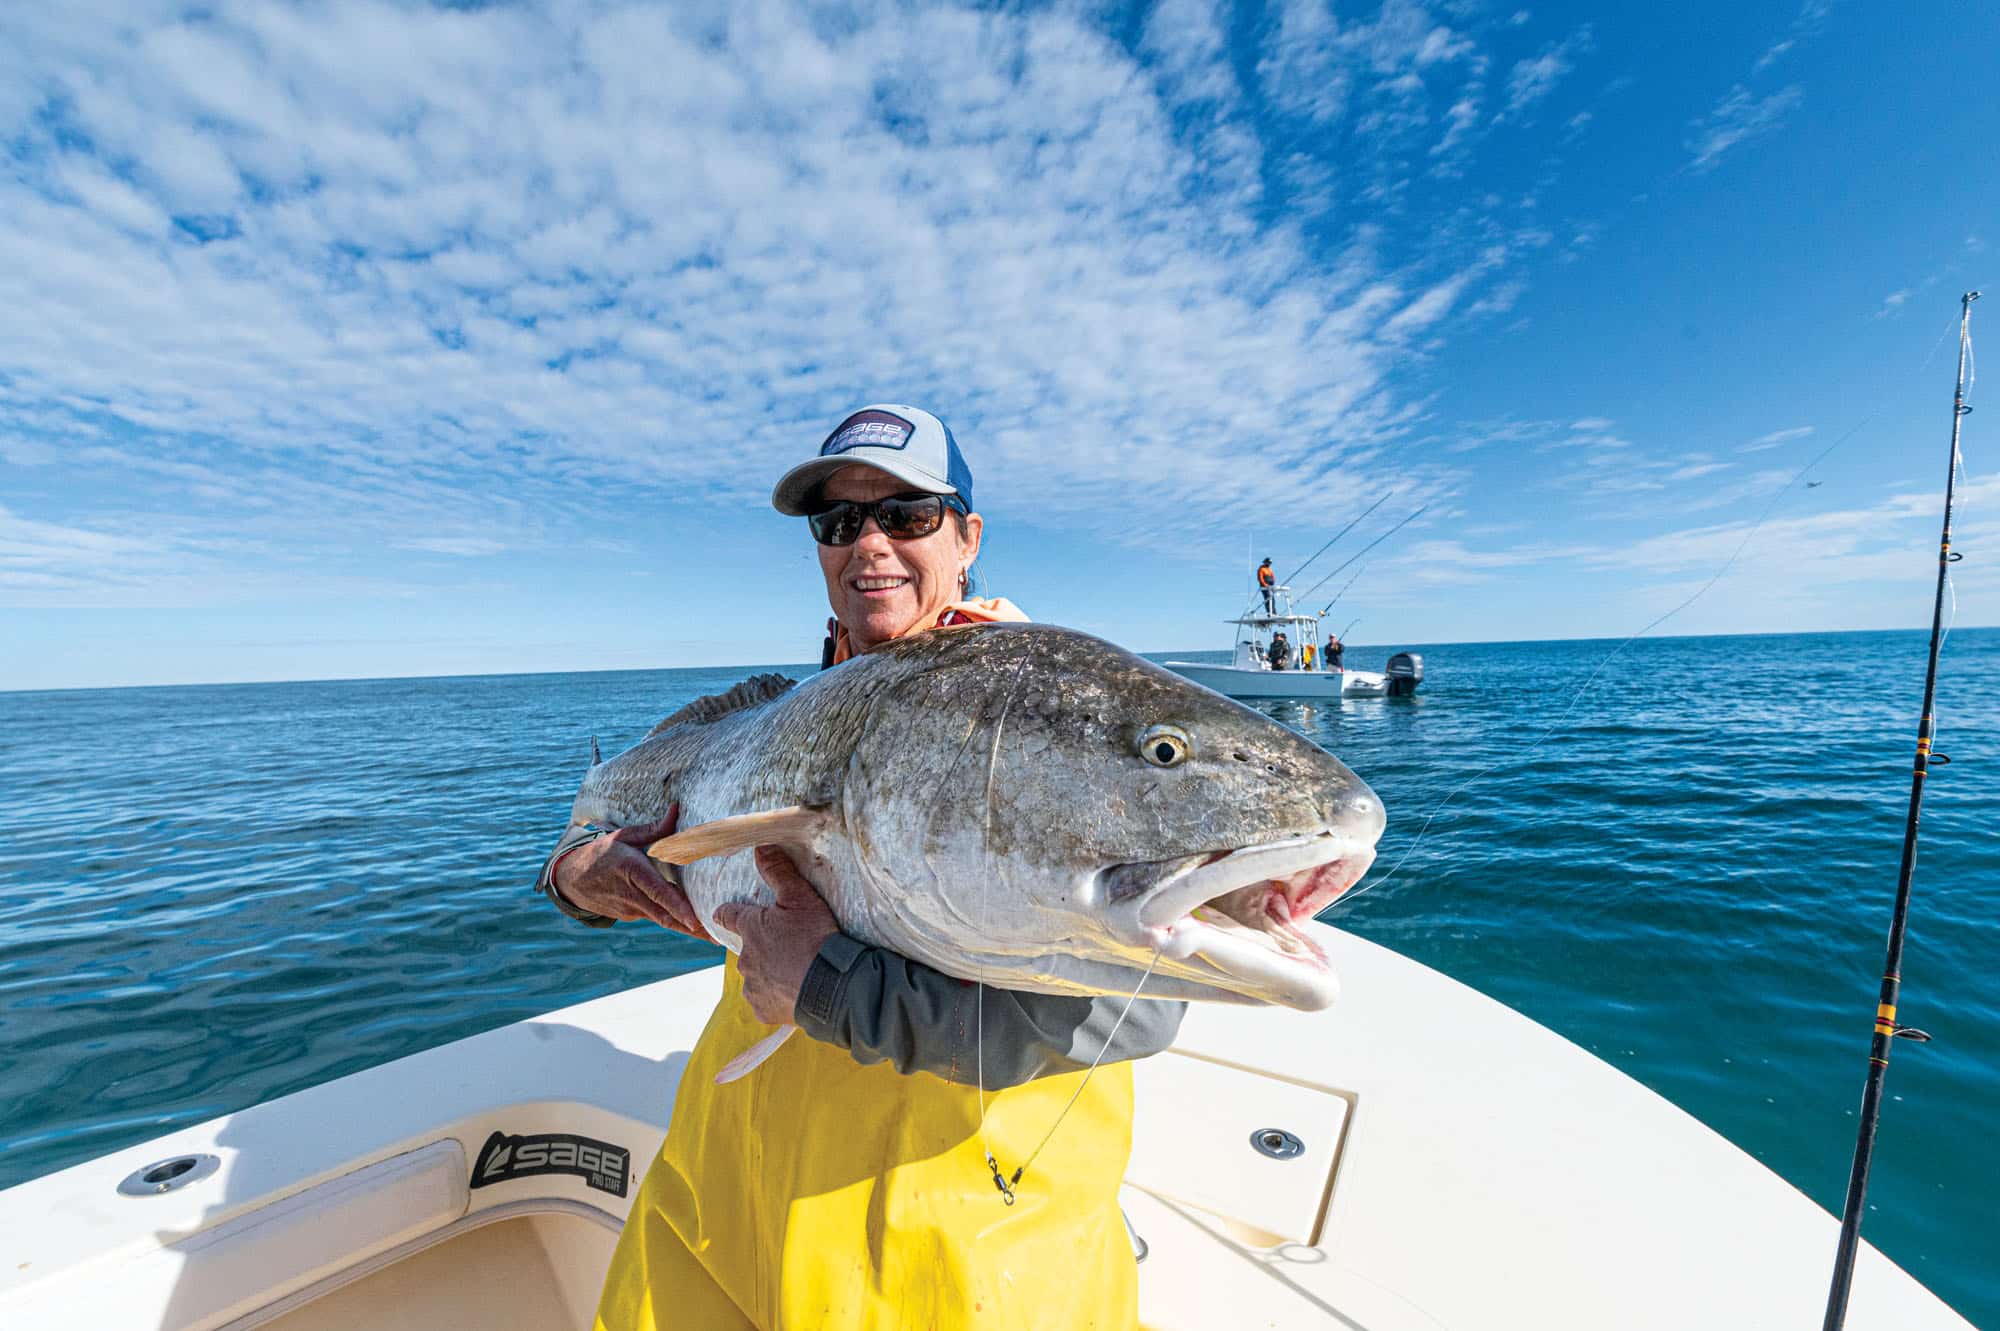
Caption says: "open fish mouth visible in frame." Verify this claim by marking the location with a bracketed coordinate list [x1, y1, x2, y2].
[1097, 833, 1373, 1010]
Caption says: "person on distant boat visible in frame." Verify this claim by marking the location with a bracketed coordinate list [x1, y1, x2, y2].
[537, 404, 1181, 1331]
[1324, 634, 1344, 672]
[1268, 630, 1290, 670]
[1257, 556, 1276, 612]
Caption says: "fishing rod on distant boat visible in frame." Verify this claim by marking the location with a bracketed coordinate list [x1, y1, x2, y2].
[1296, 506, 1429, 604]
[1337, 617, 1360, 641]
[1319, 564, 1366, 617]
[1283, 492, 1392, 585]
[1821, 291, 1978, 1331]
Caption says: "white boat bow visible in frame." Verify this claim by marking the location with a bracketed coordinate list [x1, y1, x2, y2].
[0, 928, 1971, 1330]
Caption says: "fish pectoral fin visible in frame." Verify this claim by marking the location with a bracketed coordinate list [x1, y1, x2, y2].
[714, 1024, 797, 1084]
[645, 805, 831, 867]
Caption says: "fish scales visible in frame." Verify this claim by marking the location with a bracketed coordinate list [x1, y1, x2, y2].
[569, 623, 1387, 1011]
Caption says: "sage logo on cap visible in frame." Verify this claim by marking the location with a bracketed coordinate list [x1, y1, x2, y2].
[823, 409, 914, 455]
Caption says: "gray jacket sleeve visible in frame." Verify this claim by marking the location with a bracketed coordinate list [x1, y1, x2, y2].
[535, 824, 618, 927]
[793, 932, 1187, 1090]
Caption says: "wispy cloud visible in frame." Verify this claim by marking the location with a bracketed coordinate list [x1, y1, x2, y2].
[1753, 40, 1796, 72]
[400, 537, 507, 558]
[1753, 0, 1833, 72]
[1876, 288, 1913, 318]
[1740, 425, 1815, 453]
[0, 0, 1567, 612]
[1687, 85, 1804, 172]
[1259, 0, 1495, 189]
[1497, 26, 1591, 123]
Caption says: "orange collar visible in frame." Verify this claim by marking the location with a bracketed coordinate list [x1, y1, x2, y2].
[827, 596, 1030, 665]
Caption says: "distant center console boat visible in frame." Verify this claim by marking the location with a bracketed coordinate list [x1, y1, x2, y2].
[1163, 581, 1423, 700]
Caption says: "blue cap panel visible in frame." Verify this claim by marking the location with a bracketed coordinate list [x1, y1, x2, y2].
[939, 421, 974, 513]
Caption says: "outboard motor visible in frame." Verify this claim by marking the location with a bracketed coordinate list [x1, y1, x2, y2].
[1385, 652, 1424, 696]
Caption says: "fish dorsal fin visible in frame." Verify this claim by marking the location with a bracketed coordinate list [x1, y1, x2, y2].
[646, 805, 830, 867]
[647, 673, 796, 737]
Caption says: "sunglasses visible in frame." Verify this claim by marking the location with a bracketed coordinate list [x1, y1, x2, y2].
[806, 492, 962, 546]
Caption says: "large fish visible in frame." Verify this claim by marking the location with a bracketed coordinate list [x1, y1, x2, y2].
[569, 623, 1385, 1075]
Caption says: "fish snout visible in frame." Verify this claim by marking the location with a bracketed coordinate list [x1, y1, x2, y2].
[1323, 776, 1387, 847]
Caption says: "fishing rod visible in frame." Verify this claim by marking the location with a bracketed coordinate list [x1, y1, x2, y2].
[1820, 290, 1977, 1331]
[1337, 617, 1360, 641]
[1319, 564, 1366, 617]
[1297, 505, 1428, 603]
[1283, 492, 1392, 585]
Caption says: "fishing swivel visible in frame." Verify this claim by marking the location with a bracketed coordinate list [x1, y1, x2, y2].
[986, 1153, 1021, 1206]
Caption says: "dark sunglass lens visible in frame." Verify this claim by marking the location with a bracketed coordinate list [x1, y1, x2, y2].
[877, 495, 944, 539]
[808, 502, 864, 546]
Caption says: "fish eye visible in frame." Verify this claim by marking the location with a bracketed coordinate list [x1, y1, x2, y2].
[1138, 725, 1191, 768]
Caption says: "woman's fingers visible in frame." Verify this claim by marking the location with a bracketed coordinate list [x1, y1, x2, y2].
[608, 803, 680, 847]
[622, 861, 710, 939]
[752, 845, 819, 906]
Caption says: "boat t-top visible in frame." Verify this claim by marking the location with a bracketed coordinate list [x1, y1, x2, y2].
[1164, 579, 1422, 700]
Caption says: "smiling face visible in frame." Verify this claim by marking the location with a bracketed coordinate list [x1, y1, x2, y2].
[815, 464, 983, 653]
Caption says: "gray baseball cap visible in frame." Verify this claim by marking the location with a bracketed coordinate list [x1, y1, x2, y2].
[771, 404, 976, 515]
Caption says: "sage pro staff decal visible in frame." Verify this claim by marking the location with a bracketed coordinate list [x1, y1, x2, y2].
[471, 1130, 629, 1198]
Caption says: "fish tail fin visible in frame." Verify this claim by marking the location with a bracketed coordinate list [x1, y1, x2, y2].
[714, 1024, 797, 1084]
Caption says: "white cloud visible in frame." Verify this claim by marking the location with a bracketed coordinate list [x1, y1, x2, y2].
[1498, 27, 1591, 123]
[0, 0, 1551, 611]
[1876, 288, 1913, 318]
[400, 537, 507, 558]
[1753, 39, 1795, 72]
[1740, 425, 1814, 453]
[1687, 84, 1804, 172]
[1258, 0, 1476, 138]
[1383, 274, 1471, 336]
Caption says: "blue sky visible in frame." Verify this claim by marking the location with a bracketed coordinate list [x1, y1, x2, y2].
[1, 0, 1993, 690]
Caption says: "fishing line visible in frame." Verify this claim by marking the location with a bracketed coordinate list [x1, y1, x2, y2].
[966, 664, 1161, 1204]
[1348, 413, 1879, 901]
[981, 942, 1165, 1206]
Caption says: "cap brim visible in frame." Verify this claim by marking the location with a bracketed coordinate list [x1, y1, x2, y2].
[770, 450, 959, 515]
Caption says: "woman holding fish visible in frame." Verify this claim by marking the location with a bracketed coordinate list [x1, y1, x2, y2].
[539, 405, 1187, 1329]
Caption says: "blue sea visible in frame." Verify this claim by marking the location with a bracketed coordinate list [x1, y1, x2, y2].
[2, 629, 1996, 1326]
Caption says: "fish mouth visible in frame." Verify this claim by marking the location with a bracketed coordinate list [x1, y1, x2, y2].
[1097, 833, 1373, 1011]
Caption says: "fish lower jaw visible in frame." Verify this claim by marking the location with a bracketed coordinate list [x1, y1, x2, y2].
[1121, 836, 1374, 1010]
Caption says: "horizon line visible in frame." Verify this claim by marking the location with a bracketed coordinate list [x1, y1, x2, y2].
[2, 622, 1990, 697]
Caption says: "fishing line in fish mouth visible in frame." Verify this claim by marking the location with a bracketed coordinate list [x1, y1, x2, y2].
[1347, 410, 1886, 902]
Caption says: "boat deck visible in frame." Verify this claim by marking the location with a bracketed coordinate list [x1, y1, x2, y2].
[0, 929, 1973, 1329]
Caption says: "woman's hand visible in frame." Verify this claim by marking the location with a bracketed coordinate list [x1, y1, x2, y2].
[552, 805, 713, 941]
[714, 845, 840, 1025]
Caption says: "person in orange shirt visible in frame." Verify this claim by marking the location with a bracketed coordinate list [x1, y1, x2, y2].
[1256, 557, 1276, 613]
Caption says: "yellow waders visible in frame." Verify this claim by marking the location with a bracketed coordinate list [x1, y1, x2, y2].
[596, 960, 1138, 1330]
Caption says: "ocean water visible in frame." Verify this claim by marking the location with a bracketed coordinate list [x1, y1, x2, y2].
[2, 629, 1996, 1326]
